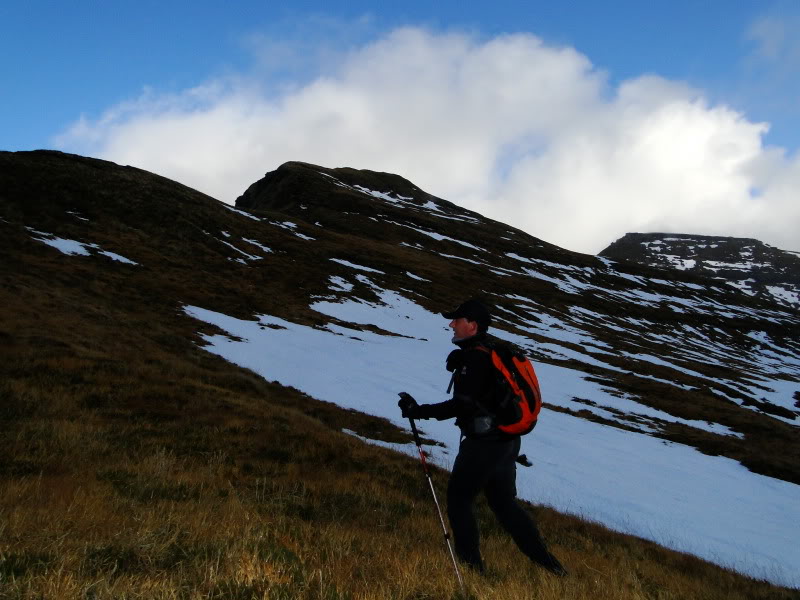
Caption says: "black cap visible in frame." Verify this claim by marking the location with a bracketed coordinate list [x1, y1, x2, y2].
[441, 299, 491, 331]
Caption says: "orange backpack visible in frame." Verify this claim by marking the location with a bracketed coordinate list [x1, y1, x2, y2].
[479, 344, 542, 435]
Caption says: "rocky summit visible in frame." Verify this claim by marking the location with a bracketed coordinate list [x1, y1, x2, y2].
[600, 232, 800, 310]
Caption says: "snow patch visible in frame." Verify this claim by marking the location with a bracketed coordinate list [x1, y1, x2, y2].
[405, 271, 429, 282]
[183, 293, 800, 588]
[222, 204, 261, 221]
[27, 228, 139, 265]
[242, 238, 273, 254]
[328, 276, 353, 293]
[330, 259, 385, 274]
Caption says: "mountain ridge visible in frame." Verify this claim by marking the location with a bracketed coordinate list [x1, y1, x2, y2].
[2, 150, 799, 591]
[229, 159, 800, 468]
[600, 231, 800, 309]
[4, 150, 798, 478]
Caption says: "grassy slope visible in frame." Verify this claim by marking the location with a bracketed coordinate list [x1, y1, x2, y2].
[1, 151, 798, 598]
[237, 160, 800, 485]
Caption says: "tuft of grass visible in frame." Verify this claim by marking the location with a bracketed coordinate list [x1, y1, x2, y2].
[0, 550, 54, 578]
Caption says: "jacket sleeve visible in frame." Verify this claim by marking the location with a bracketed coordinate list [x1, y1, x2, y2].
[413, 349, 494, 420]
[415, 398, 460, 420]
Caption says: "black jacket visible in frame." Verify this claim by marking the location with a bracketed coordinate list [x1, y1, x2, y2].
[416, 333, 509, 440]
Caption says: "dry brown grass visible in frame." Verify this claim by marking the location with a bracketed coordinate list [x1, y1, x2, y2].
[2, 332, 798, 599]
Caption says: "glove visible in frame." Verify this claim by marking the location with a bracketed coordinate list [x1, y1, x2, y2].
[398, 392, 421, 418]
[446, 349, 465, 373]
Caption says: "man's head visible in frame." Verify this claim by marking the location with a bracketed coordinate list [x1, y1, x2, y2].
[441, 299, 491, 340]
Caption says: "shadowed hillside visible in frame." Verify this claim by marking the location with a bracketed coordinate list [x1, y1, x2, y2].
[1, 150, 799, 598]
[235, 160, 800, 483]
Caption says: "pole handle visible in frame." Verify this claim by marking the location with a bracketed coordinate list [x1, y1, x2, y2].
[408, 416, 421, 443]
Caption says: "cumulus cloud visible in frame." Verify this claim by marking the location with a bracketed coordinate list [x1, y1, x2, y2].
[55, 27, 800, 254]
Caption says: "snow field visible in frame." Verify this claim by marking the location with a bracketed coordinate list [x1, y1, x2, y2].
[184, 287, 800, 588]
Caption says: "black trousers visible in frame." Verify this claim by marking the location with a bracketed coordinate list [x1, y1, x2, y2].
[447, 436, 551, 570]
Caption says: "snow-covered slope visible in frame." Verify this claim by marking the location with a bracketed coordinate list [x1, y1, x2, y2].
[184, 290, 800, 588]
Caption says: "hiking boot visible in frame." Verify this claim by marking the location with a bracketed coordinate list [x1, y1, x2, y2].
[539, 553, 568, 577]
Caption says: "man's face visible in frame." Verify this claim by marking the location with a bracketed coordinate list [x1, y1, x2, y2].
[449, 317, 478, 340]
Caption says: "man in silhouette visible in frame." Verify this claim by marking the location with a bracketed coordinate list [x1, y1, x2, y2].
[399, 299, 567, 577]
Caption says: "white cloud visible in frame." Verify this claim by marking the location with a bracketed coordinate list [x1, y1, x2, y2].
[745, 14, 800, 65]
[55, 27, 800, 254]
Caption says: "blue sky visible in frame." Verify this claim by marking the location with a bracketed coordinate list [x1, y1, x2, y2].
[3, 1, 799, 253]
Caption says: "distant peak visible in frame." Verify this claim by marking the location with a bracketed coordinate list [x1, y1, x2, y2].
[600, 232, 800, 309]
[236, 161, 458, 216]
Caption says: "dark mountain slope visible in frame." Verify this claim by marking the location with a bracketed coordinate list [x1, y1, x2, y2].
[3, 151, 799, 487]
[2, 150, 800, 596]
[236, 161, 800, 480]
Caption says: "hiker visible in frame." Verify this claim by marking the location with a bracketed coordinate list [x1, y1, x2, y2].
[398, 299, 567, 577]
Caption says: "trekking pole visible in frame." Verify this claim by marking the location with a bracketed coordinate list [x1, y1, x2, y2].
[407, 416, 466, 595]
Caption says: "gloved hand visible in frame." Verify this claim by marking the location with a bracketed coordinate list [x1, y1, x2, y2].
[446, 349, 465, 372]
[398, 392, 421, 418]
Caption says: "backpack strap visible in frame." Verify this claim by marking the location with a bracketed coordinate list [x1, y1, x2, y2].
[446, 371, 456, 394]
